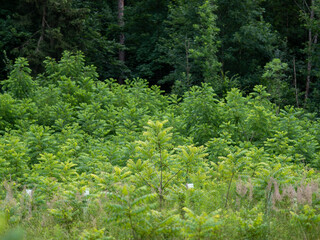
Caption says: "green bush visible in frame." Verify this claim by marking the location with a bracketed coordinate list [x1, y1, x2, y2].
[0, 52, 320, 239]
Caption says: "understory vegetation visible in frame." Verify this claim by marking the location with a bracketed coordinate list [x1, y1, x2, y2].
[0, 52, 320, 239]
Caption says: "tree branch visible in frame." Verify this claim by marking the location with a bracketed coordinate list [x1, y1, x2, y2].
[36, 2, 47, 53]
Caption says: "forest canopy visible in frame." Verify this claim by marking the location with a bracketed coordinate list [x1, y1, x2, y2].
[1, 0, 320, 110]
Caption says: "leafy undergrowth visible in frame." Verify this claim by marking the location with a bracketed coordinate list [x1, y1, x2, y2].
[1, 52, 320, 239]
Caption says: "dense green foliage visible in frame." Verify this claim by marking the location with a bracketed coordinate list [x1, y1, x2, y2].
[1, 0, 320, 238]
[1, 0, 320, 110]
[1, 53, 320, 239]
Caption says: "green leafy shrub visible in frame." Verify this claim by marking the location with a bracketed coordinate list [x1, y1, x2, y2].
[1, 57, 36, 99]
[182, 207, 221, 239]
[0, 51, 320, 239]
[0, 135, 29, 182]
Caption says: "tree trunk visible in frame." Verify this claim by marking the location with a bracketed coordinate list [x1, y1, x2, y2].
[185, 39, 191, 87]
[304, 0, 318, 106]
[305, 27, 313, 104]
[118, 0, 125, 84]
[36, 1, 47, 53]
[293, 57, 299, 108]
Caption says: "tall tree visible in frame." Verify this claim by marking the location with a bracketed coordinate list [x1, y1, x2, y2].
[0, 0, 88, 73]
[118, 0, 125, 83]
[217, 0, 283, 90]
[158, 0, 220, 93]
[73, 0, 128, 80]
[123, 0, 170, 86]
[299, 0, 320, 105]
[262, 0, 305, 107]
[0, 0, 127, 81]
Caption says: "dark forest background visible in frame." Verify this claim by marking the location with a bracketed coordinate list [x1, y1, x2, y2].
[1, 0, 320, 112]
